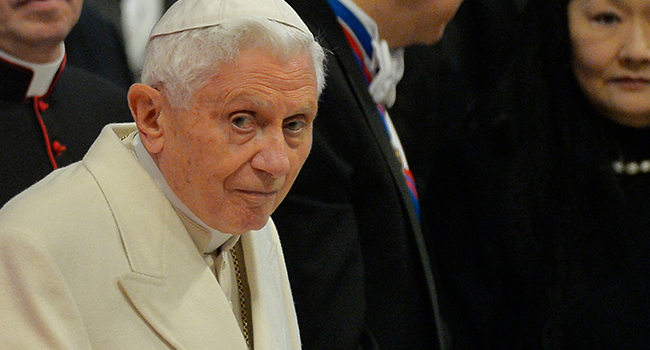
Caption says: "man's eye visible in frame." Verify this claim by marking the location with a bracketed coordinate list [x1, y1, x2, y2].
[232, 115, 254, 129]
[284, 120, 307, 132]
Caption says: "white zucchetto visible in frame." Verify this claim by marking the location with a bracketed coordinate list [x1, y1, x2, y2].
[149, 0, 313, 39]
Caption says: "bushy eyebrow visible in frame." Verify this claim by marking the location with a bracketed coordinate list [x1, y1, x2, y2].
[224, 91, 317, 118]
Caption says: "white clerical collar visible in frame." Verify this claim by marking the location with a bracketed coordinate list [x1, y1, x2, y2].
[132, 133, 232, 252]
[0, 43, 65, 98]
[335, 0, 404, 107]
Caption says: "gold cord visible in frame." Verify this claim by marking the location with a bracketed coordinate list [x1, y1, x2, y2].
[230, 245, 251, 347]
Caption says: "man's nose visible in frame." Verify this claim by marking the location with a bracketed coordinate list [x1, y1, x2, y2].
[250, 130, 291, 178]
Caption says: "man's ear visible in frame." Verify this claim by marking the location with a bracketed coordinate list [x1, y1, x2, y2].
[128, 83, 165, 154]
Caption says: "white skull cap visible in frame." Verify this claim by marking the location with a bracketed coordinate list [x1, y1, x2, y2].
[150, 0, 313, 39]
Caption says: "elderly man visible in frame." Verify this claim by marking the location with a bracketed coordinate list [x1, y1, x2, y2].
[0, 0, 132, 205]
[0, 0, 325, 348]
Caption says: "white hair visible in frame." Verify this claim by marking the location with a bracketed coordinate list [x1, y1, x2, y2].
[140, 17, 326, 108]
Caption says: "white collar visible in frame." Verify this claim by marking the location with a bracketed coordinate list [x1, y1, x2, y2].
[0, 43, 65, 98]
[336, 0, 379, 68]
[336, 0, 404, 107]
[132, 133, 232, 253]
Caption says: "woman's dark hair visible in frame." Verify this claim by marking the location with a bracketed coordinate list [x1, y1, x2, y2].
[467, 0, 628, 344]
[476, 0, 622, 203]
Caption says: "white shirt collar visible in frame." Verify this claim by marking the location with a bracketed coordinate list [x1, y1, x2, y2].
[336, 0, 379, 70]
[0, 43, 65, 98]
[336, 0, 404, 107]
[132, 133, 233, 253]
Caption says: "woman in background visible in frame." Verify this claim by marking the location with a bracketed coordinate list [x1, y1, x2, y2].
[425, 0, 650, 348]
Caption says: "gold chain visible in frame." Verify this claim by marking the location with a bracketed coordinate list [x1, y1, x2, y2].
[230, 245, 251, 347]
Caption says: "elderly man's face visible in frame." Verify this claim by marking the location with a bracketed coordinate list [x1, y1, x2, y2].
[158, 48, 319, 235]
[0, 0, 83, 62]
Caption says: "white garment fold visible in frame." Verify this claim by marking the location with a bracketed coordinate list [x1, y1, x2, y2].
[243, 221, 301, 350]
